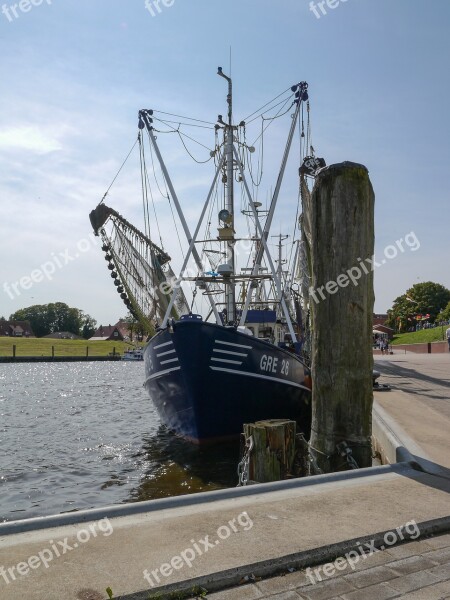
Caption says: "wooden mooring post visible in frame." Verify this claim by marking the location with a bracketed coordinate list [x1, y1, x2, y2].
[242, 419, 296, 483]
[302, 162, 375, 472]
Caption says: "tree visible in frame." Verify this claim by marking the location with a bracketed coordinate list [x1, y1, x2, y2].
[386, 295, 417, 332]
[80, 312, 97, 339]
[121, 312, 151, 342]
[10, 303, 97, 338]
[387, 282, 450, 332]
[436, 301, 450, 324]
[122, 313, 137, 342]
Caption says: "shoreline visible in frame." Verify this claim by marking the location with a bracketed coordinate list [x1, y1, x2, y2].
[0, 356, 123, 363]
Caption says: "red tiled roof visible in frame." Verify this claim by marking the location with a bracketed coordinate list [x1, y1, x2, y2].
[90, 325, 124, 341]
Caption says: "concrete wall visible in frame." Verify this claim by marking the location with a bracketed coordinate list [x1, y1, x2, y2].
[390, 341, 448, 354]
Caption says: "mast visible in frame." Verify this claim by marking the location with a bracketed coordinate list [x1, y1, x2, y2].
[239, 82, 307, 326]
[255, 83, 307, 268]
[217, 67, 236, 324]
[273, 234, 289, 281]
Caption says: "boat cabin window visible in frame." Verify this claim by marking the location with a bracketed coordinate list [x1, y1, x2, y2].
[259, 327, 273, 340]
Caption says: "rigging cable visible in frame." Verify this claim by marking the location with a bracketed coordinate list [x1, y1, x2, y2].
[153, 117, 215, 152]
[152, 110, 216, 126]
[151, 118, 214, 130]
[245, 93, 295, 126]
[99, 136, 140, 205]
[245, 122, 264, 188]
[176, 130, 213, 164]
[242, 86, 293, 122]
[146, 130, 169, 200]
[251, 96, 295, 147]
[148, 130, 192, 307]
[140, 133, 164, 248]
[138, 132, 152, 240]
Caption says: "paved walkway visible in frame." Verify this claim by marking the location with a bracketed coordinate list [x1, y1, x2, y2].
[374, 354, 450, 469]
[374, 353, 450, 420]
[208, 532, 450, 599]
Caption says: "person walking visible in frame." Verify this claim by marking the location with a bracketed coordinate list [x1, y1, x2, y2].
[446, 326, 450, 352]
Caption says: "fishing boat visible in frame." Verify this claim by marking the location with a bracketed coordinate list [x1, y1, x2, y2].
[90, 68, 324, 444]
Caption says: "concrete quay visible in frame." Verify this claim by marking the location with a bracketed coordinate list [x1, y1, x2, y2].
[0, 354, 449, 600]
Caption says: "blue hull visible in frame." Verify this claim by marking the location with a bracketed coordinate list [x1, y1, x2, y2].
[143, 320, 311, 444]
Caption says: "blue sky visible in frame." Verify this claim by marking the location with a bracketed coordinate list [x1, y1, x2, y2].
[0, 0, 449, 326]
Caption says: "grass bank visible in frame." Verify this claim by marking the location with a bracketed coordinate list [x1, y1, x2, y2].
[0, 338, 140, 357]
[392, 328, 447, 345]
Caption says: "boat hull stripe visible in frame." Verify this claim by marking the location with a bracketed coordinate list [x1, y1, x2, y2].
[215, 340, 252, 350]
[145, 366, 181, 382]
[209, 366, 310, 390]
[160, 358, 179, 365]
[154, 341, 173, 350]
[156, 349, 176, 357]
[212, 348, 247, 357]
[210, 357, 243, 365]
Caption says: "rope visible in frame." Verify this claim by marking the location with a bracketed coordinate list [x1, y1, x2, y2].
[243, 86, 293, 122]
[153, 117, 214, 152]
[245, 124, 264, 188]
[261, 100, 295, 122]
[176, 130, 213, 164]
[99, 136, 139, 205]
[251, 97, 294, 147]
[152, 118, 214, 130]
[152, 110, 216, 126]
[140, 134, 164, 248]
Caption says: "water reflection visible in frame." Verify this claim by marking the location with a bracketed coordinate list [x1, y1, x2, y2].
[128, 426, 240, 502]
[1, 363, 240, 521]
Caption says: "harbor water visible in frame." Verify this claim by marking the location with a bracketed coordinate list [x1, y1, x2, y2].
[0, 362, 239, 522]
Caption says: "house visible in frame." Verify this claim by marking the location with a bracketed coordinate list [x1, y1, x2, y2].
[115, 320, 144, 342]
[0, 320, 34, 337]
[43, 332, 83, 340]
[89, 325, 124, 342]
[115, 320, 132, 341]
[373, 314, 388, 327]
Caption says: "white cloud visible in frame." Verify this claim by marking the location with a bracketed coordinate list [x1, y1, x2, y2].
[0, 126, 63, 154]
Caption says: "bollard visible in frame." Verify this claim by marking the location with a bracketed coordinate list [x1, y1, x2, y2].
[302, 162, 375, 471]
[242, 419, 296, 483]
